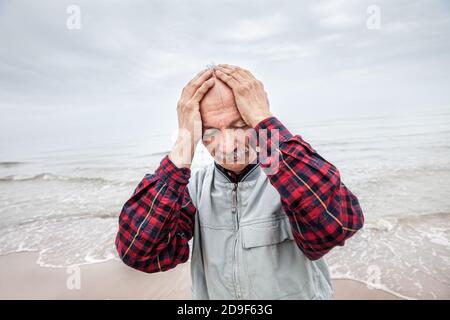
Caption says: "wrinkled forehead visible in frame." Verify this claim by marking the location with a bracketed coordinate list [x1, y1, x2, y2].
[200, 78, 243, 129]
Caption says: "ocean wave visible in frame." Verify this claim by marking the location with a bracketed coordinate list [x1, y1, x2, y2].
[0, 209, 448, 298]
[326, 211, 450, 299]
[10, 211, 120, 229]
[363, 212, 450, 232]
[0, 161, 26, 168]
[149, 150, 170, 157]
[0, 172, 137, 185]
[329, 274, 417, 300]
[0, 217, 120, 268]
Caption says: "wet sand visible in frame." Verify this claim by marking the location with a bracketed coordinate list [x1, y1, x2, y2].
[0, 252, 402, 300]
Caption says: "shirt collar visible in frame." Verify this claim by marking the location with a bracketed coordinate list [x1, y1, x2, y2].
[214, 162, 259, 183]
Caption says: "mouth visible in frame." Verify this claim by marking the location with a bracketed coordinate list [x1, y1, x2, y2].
[216, 147, 249, 164]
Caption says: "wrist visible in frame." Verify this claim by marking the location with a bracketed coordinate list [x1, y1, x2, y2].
[157, 156, 191, 185]
[249, 112, 273, 128]
[169, 134, 198, 169]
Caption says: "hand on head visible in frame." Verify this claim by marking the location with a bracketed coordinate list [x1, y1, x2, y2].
[214, 64, 272, 128]
[170, 65, 272, 171]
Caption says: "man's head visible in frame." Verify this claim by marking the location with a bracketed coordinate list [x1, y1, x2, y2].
[200, 75, 256, 173]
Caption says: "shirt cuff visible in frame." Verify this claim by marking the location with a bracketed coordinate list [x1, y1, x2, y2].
[251, 117, 317, 171]
[253, 116, 294, 143]
[155, 155, 191, 185]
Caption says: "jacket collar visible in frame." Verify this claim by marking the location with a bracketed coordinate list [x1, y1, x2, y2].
[214, 162, 260, 183]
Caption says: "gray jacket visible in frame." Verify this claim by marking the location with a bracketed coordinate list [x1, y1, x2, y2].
[188, 162, 333, 300]
[116, 117, 364, 300]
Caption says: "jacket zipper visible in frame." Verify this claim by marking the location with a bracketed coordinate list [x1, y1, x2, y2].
[216, 164, 260, 299]
[231, 183, 241, 299]
[231, 183, 237, 217]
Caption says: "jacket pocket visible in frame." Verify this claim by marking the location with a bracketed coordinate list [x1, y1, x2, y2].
[240, 217, 316, 300]
[241, 217, 293, 249]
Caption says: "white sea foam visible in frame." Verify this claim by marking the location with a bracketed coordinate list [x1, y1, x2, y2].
[1, 110, 449, 298]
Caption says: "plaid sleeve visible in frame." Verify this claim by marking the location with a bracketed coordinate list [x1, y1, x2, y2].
[254, 116, 364, 260]
[115, 155, 196, 273]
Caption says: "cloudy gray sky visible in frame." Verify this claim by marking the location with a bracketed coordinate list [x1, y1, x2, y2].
[1, 0, 449, 155]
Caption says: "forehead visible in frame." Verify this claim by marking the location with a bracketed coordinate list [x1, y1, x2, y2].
[200, 78, 244, 129]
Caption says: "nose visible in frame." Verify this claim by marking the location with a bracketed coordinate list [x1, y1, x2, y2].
[220, 129, 237, 155]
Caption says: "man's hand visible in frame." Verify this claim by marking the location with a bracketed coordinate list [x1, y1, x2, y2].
[169, 68, 215, 168]
[214, 64, 272, 128]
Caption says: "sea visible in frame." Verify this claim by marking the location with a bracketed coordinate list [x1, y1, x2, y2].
[1, 109, 449, 299]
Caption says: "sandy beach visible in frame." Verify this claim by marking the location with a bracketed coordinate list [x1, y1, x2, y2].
[1, 112, 449, 300]
[0, 252, 401, 300]
[1, 0, 450, 304]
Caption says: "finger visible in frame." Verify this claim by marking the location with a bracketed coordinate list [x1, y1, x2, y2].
[191, 68, 211, 83]
[224, 65, 253, 81]
[214, 69, 240, 89]
[218, 63, 239, 69]
[217, 64, 239, 76]
[239, 68, 254, 80]
[221, 64, 255, 80]
[236, 68, 253, 81]
[218, 64, 249, 76]
[191, 77, 215, 102]
[183, 69, 213, 97]
[190, 68, 213, 87]
[216, 66, 247, 83]
[234, 67, 262, 86]
[217, 64, 237, 74]
[219, 65, 254, 83]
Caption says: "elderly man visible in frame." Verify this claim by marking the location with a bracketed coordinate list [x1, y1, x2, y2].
[115, 64, 364, 300]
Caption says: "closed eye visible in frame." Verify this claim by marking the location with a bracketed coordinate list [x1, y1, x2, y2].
[203, 128, 220, 140]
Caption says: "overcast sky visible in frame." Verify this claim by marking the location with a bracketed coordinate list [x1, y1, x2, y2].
[1, 0, 449, 154]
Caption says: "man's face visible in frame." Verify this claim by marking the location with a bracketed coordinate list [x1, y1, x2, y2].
[200, 77, 257, 173]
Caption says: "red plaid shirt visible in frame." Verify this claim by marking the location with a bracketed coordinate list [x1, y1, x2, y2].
[115, 116, 364, 273]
